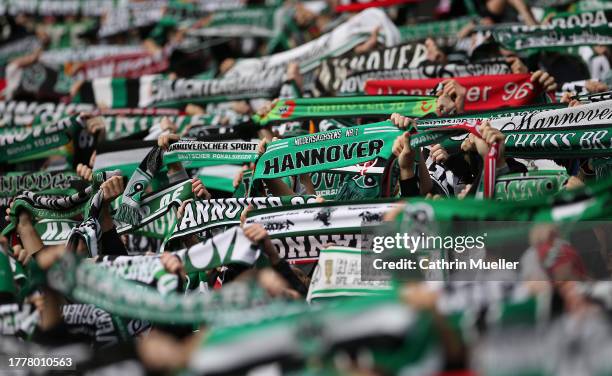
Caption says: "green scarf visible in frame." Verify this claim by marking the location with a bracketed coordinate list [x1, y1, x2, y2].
[126, 210, 176, 240]
[398, 16, 475, 42]
[491, 11, 612, 51]
[413, 101, 612, 158]
[191, 294, 439, 376]
[253, 121, 401, 180]
[224, 7, 398, 77]
[168, 195, 317, 242]
[2, 186, 93, 238]
[254, 96, 437, 125]
[310, 171, 347, 198]
[575, 0, 612, 12]
[384, 178, 612, 284]
[175, 226, 259, 274]
[0, 250, 16, 296]
[115, 178, 193, 236]
[114, 146, 164, 226]
[494, 171, 569, 201]
[35, 219, 80, 245]
[0, 100, 93, 128]
[396, 176, 612, 225]
[92, 140, 158, 177]
[0, 115, 82, 163]
[47, 251, 299, 325]
[0, 171, 80, 198]
[103, 114, 220, 140]
[530, 0, 574, 7]
[187, 6, 280, 38]
[42, 20, 95, 49]
[592, 157, 612, 180]
[333, 170, 400, 200]
[162, 140, 259, 167]
[96, 255, 179, 295]
[411, 122, 612, 158]
[549, 9, 611, 28]
[0, 0, 124, 16]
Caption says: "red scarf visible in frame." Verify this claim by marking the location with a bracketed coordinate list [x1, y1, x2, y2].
[365, 73, 543, 112]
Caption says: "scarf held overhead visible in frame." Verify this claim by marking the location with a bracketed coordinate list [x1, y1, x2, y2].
[338, 62, 511, 95]
[413, 100, 612, 158]
[315, 41, 427, 95]
[169, 196, 318, 242]
[244, 200, 398, 238]
[162, 140, 259, 167]
[74, 69, 285, 109]
[365, 73, 543, 112]
[255, 96, 437, 125]
[491, 10, 612, 51]
[114, 146, 164, 226]
[253, 122, 401, 180]
[0, 116, 83, 162]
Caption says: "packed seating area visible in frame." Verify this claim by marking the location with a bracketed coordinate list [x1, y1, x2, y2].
[0, 0, 611, 374]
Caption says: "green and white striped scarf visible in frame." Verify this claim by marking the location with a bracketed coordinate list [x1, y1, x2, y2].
[102, 114, 216, 140]
[92, 140, 157, 176]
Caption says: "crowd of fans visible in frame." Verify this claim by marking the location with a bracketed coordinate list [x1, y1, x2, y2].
[0, 0, 611, 374]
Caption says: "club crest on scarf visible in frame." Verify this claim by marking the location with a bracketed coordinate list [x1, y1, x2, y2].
[277, 100, 296, 119]
[115, 147, 164, 225]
